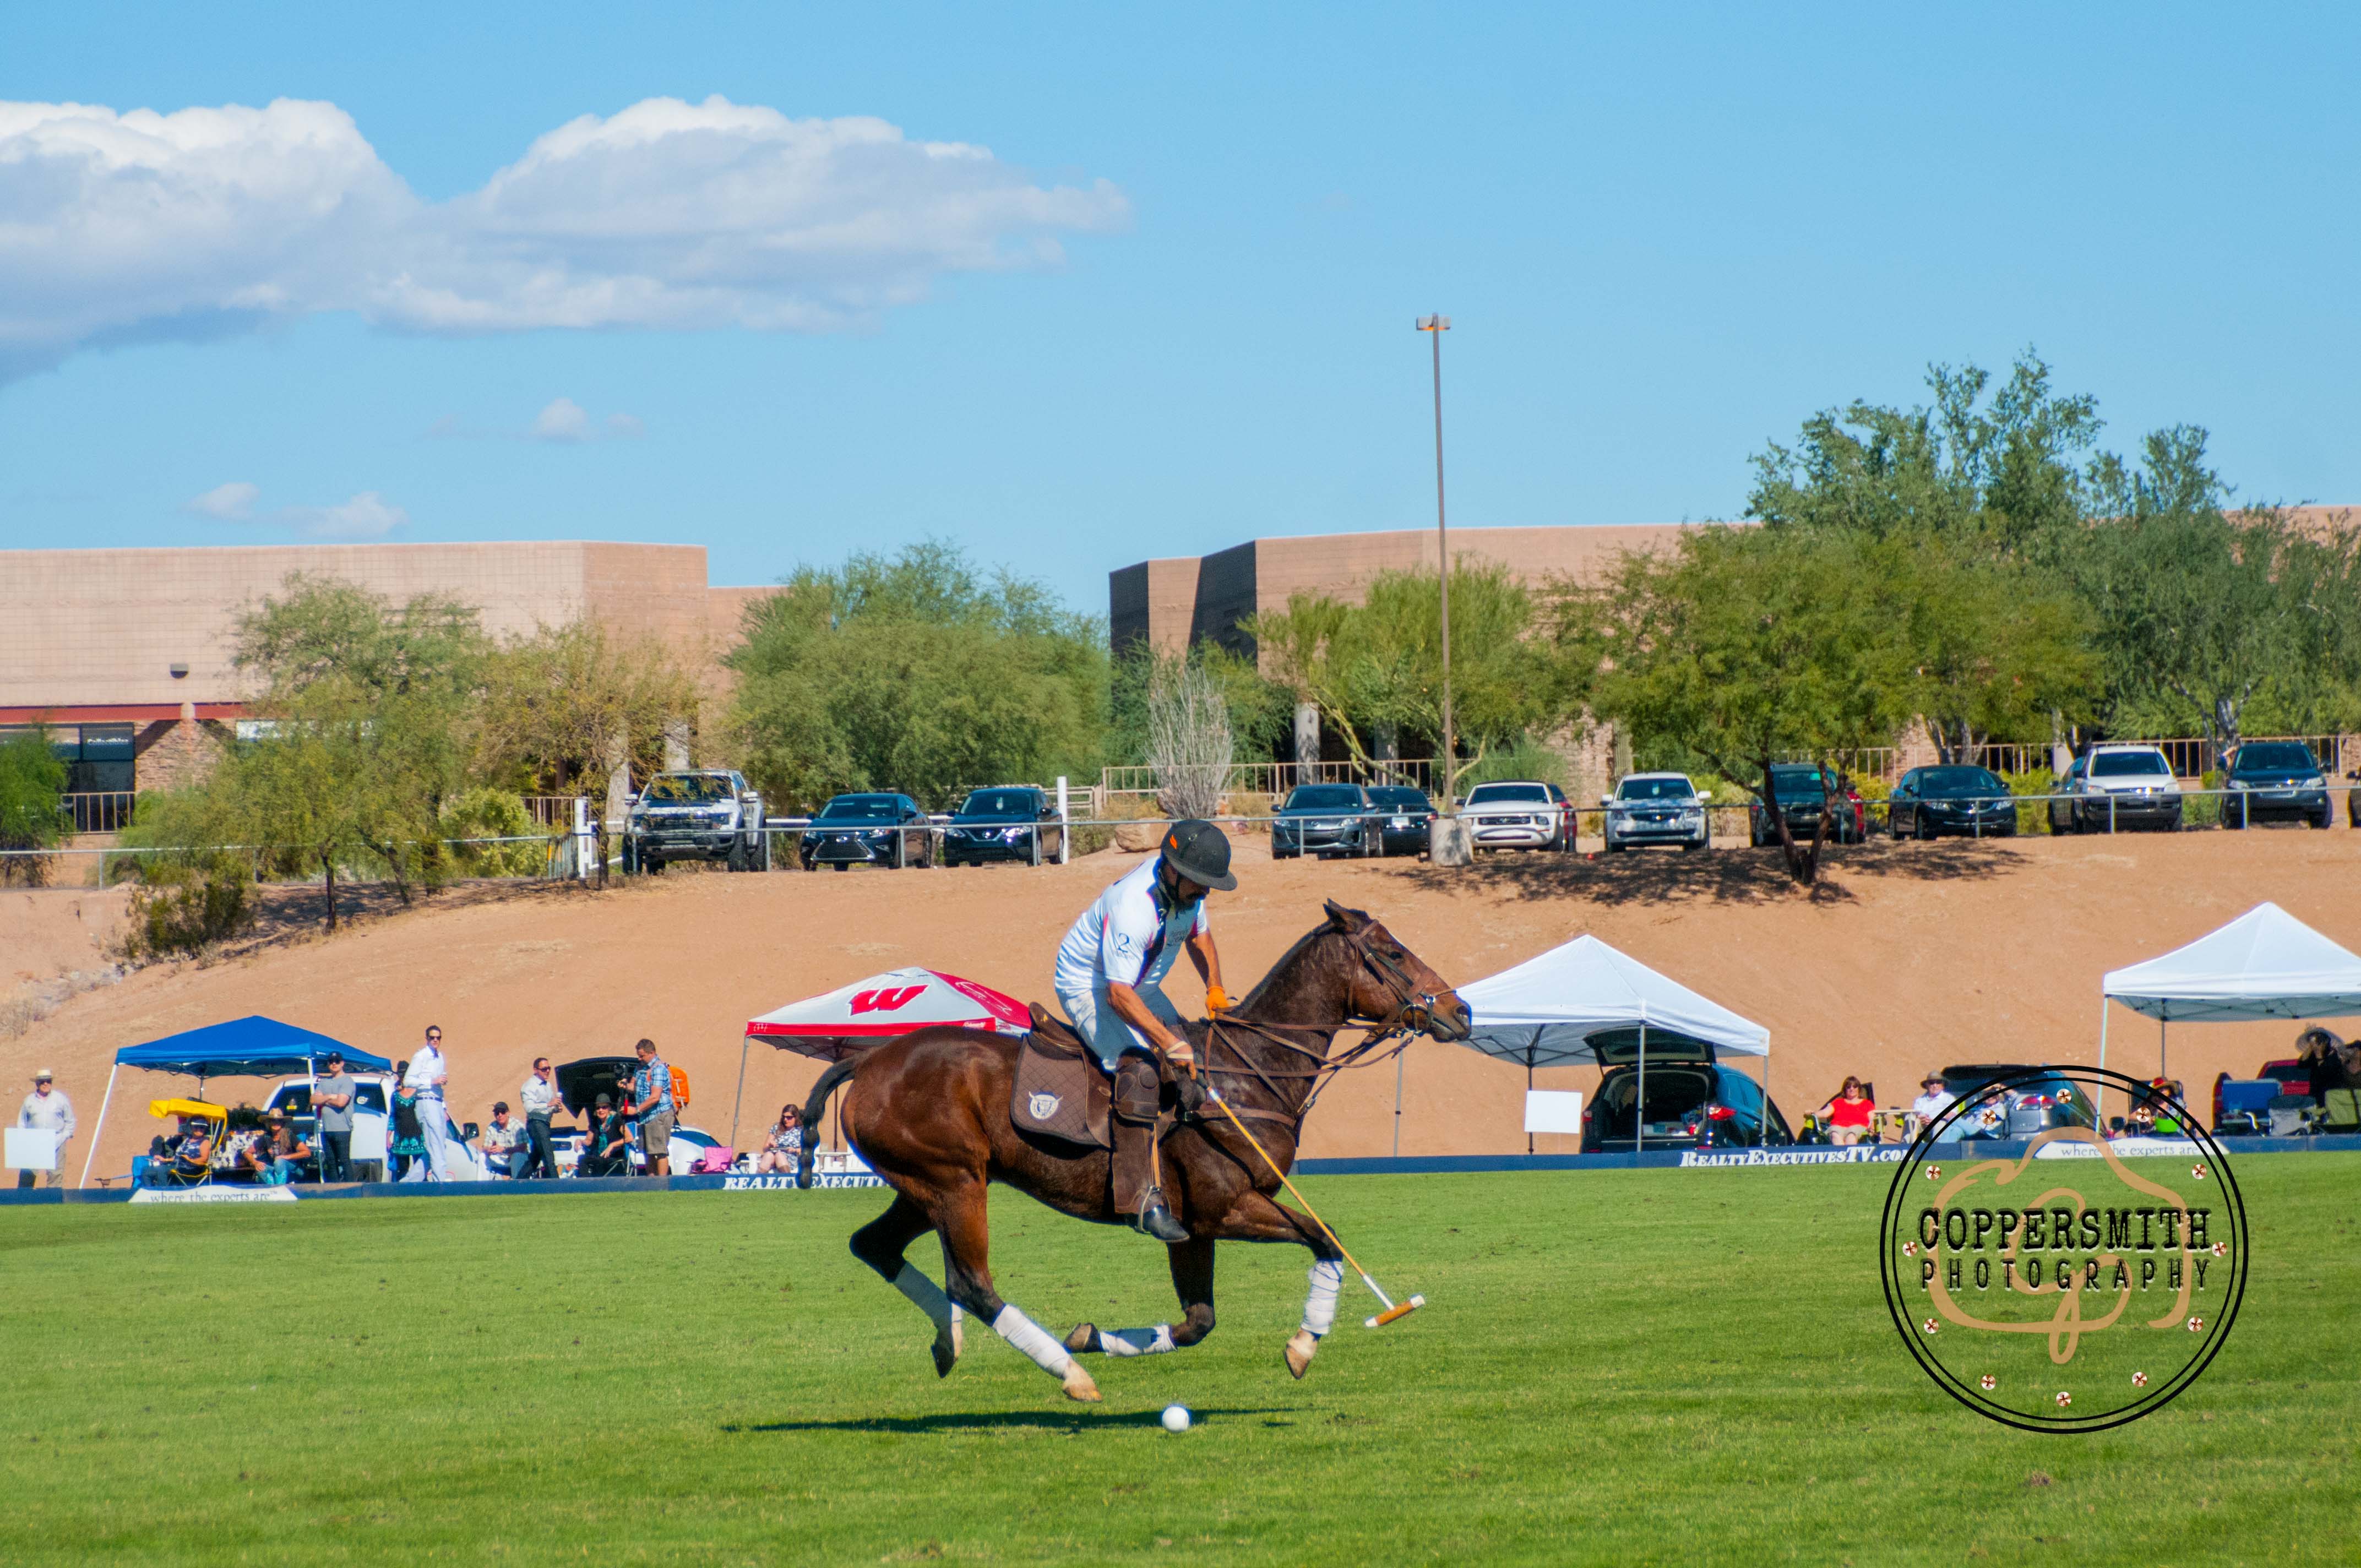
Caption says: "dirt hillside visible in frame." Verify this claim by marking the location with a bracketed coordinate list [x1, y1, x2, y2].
[6, 825, 2356, 1182]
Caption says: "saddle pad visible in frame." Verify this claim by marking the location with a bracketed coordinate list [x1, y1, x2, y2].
[1012, 1005, 1113, 1150]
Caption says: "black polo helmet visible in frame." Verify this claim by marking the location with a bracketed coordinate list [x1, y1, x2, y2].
[1160, 819, 1238, 892]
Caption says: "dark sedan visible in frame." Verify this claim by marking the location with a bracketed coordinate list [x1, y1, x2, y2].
[1889, 765, 2019, 840]
[799, 793, 935, 870]
[1271, 783, 1375, 859]
[1365, 785, 1437, 856]
[942, 786, 1063, 866]
[1747, 764, 1866, 846]
[1578, 1030, 1793, 1152]
[2222, 741, 2333, 829]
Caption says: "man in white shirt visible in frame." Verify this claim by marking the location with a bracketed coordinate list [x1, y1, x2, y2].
[407, 1026, 453, 1181]
[518, 1057, 559, 1179]
[1052, 819, 1234, 1242]
[1910, 1073, 1956, 1142]
[16, 1070, 75, 1189]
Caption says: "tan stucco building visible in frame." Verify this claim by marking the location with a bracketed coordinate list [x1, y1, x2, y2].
[1109, 524, 1691, 660]
[1, 541, 774, 797]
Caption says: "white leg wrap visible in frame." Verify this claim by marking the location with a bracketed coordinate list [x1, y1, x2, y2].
[1100, 1325, 1178, 1358]
[892, 1264, 956, 1337]
[991, 1303, 1074, 1377]
[1302, 1259, 1344, 1338]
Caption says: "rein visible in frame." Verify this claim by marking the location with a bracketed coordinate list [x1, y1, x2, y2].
[1196, 928, 1441, 1129]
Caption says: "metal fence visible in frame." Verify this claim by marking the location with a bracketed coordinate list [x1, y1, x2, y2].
[1100, 759, 1438, 800]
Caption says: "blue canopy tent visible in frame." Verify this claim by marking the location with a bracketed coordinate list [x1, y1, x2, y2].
[80, 1016, 388, 1187]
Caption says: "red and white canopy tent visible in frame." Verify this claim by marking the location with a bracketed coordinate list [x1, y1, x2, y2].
[733, 968, 1033, 1147]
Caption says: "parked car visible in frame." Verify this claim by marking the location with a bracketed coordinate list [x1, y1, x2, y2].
[1272, 783, 1377, 860]
[624, 769, 766, 873]
[1459, 780, 1574, 852]
[1922, 1065, 2098, 1140]
[2048, 745, 2182, 834]
[1887, 764, 2018, 840]
[799, 793, 935, 870]
[1365, 785, 1438, 857]
[942, 786, 1063, 866]
[1601, 771, 1710, 853]
[1577, 1029, 1792, 1151]
[551, 1056, 719, 1175]
[2221, 741, 2333, 829]
[1747, 765, 1866, 847]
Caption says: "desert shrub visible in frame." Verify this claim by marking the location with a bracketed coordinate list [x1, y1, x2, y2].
[1465, 736, 1568, 792]
[440, 788, 549, 877]
[1999, 769, 2057, 836]
[126, 861, 253, 960]
[0, 728, 68, 885]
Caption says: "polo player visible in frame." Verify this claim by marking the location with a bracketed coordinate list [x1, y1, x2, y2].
[1052, 818, 1235, 1241]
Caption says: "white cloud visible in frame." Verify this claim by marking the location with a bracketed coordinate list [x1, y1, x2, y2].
[182, 481, 407, 538]
[531, 396, 591, 443]
[0, 94, 1128, 379]
[605, 411, 644, 440]
[185, 480, 259, 519]
[280, 491, 408, 540]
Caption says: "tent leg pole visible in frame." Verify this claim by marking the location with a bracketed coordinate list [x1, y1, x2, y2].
[1638, 1020, 1647, 1159]
[78, 1064, 119, 1190]
[730, 1036, 750, 1152]
[1526, 1046, 1535, 1157]
[2097, 1000, 2110, 1128]
[1393, 1047, 1404, 1158]
[2160, 1016, 2167, 1083]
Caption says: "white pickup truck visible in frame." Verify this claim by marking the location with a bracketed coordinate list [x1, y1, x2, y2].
[625, 769, 768, 873]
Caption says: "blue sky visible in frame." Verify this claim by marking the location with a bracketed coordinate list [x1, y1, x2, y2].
[3, 4, 2356, 612]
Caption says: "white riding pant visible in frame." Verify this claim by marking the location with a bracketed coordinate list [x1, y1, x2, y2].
[1057, 982, 1183, 1069]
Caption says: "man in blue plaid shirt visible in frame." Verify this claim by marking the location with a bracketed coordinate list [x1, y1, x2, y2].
[625, 1037, 677, 1177]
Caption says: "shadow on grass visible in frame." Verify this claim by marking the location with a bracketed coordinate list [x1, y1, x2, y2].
[730, 1406, 1292, 1435]
[1389, 835, 2034, 907]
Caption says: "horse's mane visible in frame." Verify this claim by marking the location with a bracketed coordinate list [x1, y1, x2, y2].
[1233, 921, 1349, 1019]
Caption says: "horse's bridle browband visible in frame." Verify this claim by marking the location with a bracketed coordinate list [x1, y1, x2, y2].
[1195, 925, 1445, 1130]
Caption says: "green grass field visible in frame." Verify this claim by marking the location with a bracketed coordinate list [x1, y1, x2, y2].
[3, 1157, 2355, 1567]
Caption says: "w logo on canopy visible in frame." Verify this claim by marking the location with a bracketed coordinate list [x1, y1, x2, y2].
[851, 985, 926, 1015]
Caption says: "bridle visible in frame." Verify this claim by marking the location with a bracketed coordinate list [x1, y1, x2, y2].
[1197, 925, 1456, 1129]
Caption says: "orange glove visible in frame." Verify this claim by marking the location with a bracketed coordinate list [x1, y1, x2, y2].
[1206, 984, 1233, 1015]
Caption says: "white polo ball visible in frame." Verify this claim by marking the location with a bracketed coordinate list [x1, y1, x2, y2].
[1160, 1403, 1192, 1433]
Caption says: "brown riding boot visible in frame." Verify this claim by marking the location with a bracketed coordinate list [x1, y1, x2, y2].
[1113, 1053, 1189, 1243]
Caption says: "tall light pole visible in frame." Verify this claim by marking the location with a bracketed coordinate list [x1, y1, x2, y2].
[1416, 314, 1455, 804]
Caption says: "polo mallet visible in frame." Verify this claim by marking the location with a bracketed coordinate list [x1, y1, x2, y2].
[1201, 1086, 1424, 1329]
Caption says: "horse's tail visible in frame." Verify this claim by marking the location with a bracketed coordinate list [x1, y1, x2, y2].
[796, 1059, 859, 1190]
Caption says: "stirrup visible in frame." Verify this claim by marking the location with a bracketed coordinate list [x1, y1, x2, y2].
[1132, 1186, 1190, 1243]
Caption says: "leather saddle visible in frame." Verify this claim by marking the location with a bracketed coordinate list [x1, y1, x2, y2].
[1011, 1003, 1114, 1150]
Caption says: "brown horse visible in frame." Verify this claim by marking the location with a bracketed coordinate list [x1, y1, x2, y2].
[795, 900, 1470, 1401]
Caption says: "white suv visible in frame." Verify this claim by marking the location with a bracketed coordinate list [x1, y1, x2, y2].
[1602, 772, 1711, 852]
[1460, 780, 1574, 851]
[2048, 745, 2183, 834]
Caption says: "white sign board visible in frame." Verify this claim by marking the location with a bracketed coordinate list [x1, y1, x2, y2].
[349, 1112, 389, 1163]
[4, 1127, 58, 1171]
[1523, 1090, 1585, 1135]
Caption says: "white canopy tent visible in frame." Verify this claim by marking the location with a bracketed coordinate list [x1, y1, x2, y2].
[1454, 935, 1771, 1152]
[2099, 901, 2361, 1117]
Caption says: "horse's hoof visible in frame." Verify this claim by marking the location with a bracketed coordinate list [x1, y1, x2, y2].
[1063, 1324, 1101, 1354]
[1061, 1363, 1103, 1402]
[930, 1332, 959, 1379]
[1283, 1330, 1318, 1380]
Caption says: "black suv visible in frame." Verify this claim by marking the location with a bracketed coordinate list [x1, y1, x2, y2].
[1747, 765, 1865, 846]
[799, 793, 934, 870]
[1365, 785, 1437, 857]
[2222, 741, 2333, 829]
[1577, 1030, 1792, 1151]
[1271, 784, 1376, 859]
[942, 786, 1063, 866]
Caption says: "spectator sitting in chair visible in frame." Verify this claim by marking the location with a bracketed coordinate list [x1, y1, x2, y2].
[159, 1117, 216, 1185]
[478, 1102, 527, 1178]
[757, 1104, 804, 1174]
[575, 1095, 633, 1177]
[256, 1114, 311, 1185]
[1821, 1076, 1876, 1147]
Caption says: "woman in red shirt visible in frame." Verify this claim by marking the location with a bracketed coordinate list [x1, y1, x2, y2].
[1824, 1075, 1876, 1146]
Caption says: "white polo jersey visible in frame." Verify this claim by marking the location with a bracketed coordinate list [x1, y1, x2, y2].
[1053, 854, 1209, 1001]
